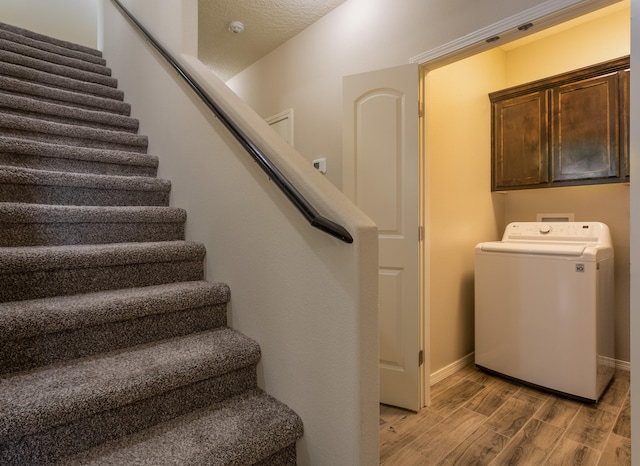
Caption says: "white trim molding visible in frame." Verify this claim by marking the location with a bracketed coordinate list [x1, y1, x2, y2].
[411, 0, 622, 69]
[612, 357, 631, 372]
[430, 352, 475, 386]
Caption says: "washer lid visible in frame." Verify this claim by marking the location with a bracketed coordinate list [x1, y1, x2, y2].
[479, 242, 589, 256]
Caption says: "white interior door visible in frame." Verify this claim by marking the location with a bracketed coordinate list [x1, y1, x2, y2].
[266, 109, 294, 146]
[343, 64, 421, 411]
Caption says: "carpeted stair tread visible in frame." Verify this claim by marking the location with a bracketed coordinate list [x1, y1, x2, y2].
[0, 240, 204, 274]
[0, 136, 157, 177]
[2, 369, 260, 466]
[0, 166, 170, 206]
[0, 48, 116, 88]
[60, 389, 304, 466]
[0, 203, 186, 246]
[0, 75, 130, 115]
[0, 114, 148, 152]
[0, 327, 261, 443]
[0, 34, 111, 76]
[0, 61, 124, 101]
[0, 166, 166, 189]
[0, 281, 229, 374]
[0, 21, 102, 59]
[0, 27, 106, 67]
[0, 203, 185, 225]
[0, 241, 206, 302]
[0, 92, 139, 132]
[0, 281, 228, 342]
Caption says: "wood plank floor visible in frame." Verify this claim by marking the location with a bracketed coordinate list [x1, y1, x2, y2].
[380, 364, 631, 465]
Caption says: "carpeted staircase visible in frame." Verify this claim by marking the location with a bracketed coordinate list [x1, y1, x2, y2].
[0, 21, 303, 465]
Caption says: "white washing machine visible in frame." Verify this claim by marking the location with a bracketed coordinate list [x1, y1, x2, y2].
[474, 222, 615, 402]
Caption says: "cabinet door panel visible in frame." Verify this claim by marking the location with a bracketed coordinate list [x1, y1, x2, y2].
[552, 74, 619, 181]
[493, 91, 549, 190]
[621, 69, 630, 178]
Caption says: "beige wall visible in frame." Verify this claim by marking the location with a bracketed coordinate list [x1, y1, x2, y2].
[425, 49, 508, 373]
[0, 0, 98, 48]
[227, 0, 561, 189]
[504, 4, 630, 85]
[426, 2, 630, 374]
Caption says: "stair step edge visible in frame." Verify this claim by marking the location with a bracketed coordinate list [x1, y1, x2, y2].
[0, 49, 117, 88]
[0, 75, 131, 115]
[0, 240, 206, 275]
[0, 328, 261, 443]
[61, 389, 304, 466]
[0, 166, 169, 191]
[0, 61, 124, 101]
[0, 204, 185, 224]
[0, 218, 185, 248]
[0, 136, 158, 169]
[0, 281, 229, 341]
[0, 114, 147, 149]
[0, 203, 186, 246]
[0, 93, 139, 131]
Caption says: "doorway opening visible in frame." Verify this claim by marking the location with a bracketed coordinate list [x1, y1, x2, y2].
[418, 0, 630, 406]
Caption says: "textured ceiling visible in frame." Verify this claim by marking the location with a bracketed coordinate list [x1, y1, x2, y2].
[198, 0, 347, 81]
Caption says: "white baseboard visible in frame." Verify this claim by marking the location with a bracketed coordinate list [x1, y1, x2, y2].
[430, 353, 630, 386]
[613, 358, 631, 372]
[430, 352, 475, 386]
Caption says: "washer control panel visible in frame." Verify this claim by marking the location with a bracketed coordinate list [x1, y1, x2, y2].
[502, 222, 611, 246]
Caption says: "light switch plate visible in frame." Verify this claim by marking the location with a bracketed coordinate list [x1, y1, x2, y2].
[313, 158, 327, 174]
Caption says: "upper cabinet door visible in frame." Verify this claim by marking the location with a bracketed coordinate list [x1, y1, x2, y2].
[492, 90, 549, 190]
[489, 56, 629, 191]
[551, 73, 619, 182]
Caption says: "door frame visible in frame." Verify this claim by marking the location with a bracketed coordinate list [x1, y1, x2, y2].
[411, 0, 621, 69]
[413, 0, 620, 406]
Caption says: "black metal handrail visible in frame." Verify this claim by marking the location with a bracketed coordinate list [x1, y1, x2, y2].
[109, 0, 353, 243]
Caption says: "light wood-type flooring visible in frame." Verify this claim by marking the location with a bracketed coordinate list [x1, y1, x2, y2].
[380, 364, 631, 465]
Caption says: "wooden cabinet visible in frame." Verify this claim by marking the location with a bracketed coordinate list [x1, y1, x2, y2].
[551, 73, 619, 182]
[490, 57, 629, 191]
[493, 90, 549, 189]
